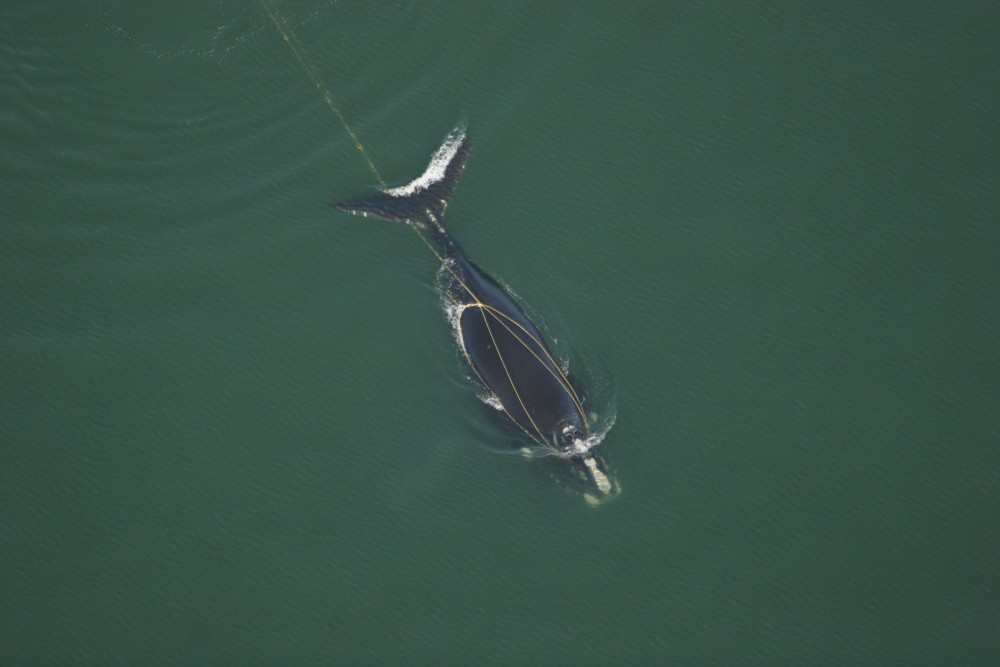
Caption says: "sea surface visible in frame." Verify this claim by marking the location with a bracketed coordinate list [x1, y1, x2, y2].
[2, 1, 998, 664]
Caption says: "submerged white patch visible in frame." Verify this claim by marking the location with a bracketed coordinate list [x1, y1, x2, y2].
[383, 125, 467, 197]
[520, 446, 556, 459]
[584, 456, 613, 494]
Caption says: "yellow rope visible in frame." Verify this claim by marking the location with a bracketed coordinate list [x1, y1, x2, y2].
[259, 0, 458, 268]
[258, 0, 385, 188]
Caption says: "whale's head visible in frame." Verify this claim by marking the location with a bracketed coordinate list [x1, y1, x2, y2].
[567, 450, 620, 506]
[541, 443, 619, 507]
[555, 421, 589, 456]
[544, 418, 619, 505]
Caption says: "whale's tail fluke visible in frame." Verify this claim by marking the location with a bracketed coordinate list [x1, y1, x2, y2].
[333, 127, 471, 227]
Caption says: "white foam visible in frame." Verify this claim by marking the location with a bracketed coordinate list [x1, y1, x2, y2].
[440, 279, 505, 412]
[558, 412, 617, 458]
[384, 125, 467, 197]
[481, 392, 504, 412]
[443, 297, 469, 357]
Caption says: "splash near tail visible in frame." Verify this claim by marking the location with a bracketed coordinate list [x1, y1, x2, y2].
[333, 127, 471, 228]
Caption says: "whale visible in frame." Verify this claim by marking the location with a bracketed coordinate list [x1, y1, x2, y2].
[333, 128, 618, 505]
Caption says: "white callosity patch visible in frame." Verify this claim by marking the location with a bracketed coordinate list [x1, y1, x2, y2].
[383, 125, 467, 198]
[583, 456, 613, 494]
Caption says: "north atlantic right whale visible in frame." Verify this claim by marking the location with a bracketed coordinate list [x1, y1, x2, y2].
[333, 128, 618, 505]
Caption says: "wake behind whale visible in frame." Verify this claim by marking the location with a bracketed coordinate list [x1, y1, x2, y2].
[333, 127, 619, 505]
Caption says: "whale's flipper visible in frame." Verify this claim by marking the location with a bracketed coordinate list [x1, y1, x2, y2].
[333, 129, 471, 225]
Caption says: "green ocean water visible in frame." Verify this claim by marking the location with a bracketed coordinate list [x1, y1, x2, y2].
[2, 1, 998, 663]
